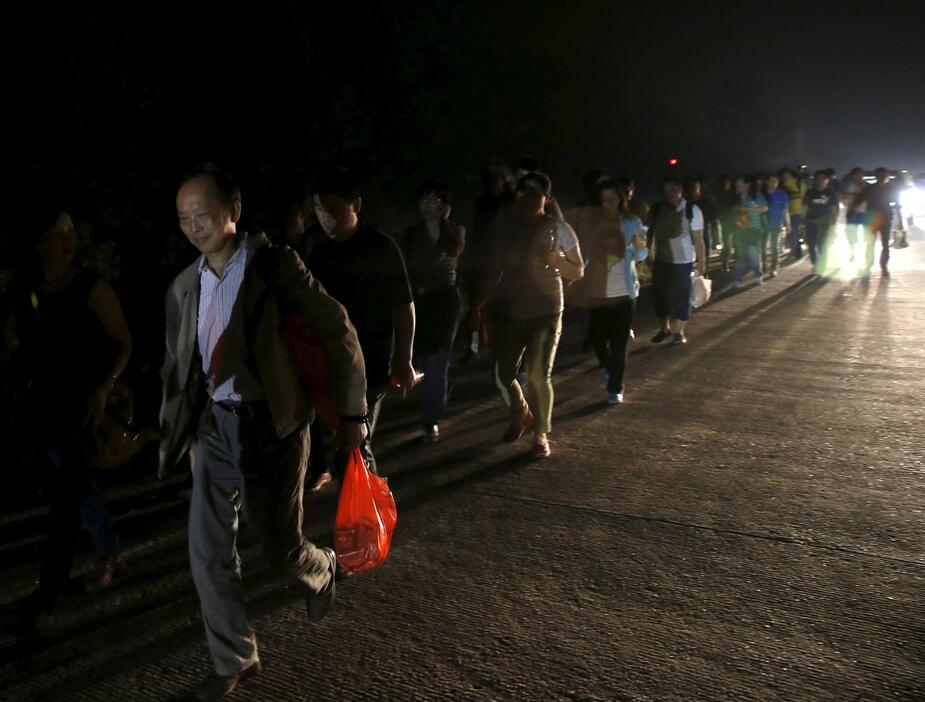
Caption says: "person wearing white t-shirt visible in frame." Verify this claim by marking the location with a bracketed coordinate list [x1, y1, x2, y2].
[647, 177, 706, 345]
[584, 180, 648, 404]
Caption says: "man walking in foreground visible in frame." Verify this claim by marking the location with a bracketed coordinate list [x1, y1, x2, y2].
[159, 165, 369, 700]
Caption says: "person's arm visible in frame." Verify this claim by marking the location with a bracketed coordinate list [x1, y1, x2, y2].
[548, 221, 584, 280]
[86, 278, 133, 428]
[626, 221, 649, 261]
[645, 207, 657, 255]
[549, 245, 584, 280]
[692, 229, 706, 276]
[384, 238, 417, 398]
[392, 302, 416, 398]
[752, 195, 768, 214]
[443, 223, 466, 259]
[691, 206, 706, 275]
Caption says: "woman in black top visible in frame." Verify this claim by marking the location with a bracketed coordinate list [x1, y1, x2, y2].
[6, 208, 132, 635]
[402, 182, 465, 442]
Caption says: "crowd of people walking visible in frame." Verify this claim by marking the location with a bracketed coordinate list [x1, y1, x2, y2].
[0, 157, 911, 700]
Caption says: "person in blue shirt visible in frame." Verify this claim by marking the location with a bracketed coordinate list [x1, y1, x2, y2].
[733, 175, 768, 287]
[764, 174, 789, 277]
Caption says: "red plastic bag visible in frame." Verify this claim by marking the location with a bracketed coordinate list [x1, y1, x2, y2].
[334, 449, 398, 573]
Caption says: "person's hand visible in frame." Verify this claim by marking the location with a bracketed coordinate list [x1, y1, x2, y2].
[83, 385, 109, 431]
[335, 421, 368, 452]
[696, 261, 707, 276]
[631, 234, 647, 250]
[393, 361, 417, 399]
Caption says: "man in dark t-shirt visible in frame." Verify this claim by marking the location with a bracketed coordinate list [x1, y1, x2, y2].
[307, 165, 415, 481]
[802, 171, 839, 273]
[850, 167, 899, 277]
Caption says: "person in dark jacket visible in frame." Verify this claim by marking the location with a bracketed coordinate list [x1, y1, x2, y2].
[402, 181, 466, 442]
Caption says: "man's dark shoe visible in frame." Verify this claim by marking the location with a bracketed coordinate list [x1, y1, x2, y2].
[193, 659, 262, 701]
[651, 329, 672, 343]
[502, 409, 533, 443]
[421, 424, 439, 443]
[306, 548, 337, 623]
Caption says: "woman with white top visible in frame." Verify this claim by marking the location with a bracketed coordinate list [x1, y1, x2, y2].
[585, 180, 648, 405]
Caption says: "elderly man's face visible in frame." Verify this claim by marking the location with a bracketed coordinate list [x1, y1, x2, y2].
[176, 176, 239, 255]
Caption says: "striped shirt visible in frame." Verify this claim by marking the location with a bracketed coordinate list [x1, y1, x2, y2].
[197, 238, 263, 403]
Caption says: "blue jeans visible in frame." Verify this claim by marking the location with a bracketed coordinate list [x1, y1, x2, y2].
[419, 352, 451, 425]
[734, 244, 763, 282]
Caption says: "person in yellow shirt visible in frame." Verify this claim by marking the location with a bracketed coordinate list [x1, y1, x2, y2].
[780, 168, 807, 259]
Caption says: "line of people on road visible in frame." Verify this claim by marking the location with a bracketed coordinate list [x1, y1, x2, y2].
[0, 158, 911, 701]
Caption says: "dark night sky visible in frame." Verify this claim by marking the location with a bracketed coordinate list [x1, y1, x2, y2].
[6, 0, 925, 214]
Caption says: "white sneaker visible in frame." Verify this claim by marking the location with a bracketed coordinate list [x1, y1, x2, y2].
[607, 393, 624, 405]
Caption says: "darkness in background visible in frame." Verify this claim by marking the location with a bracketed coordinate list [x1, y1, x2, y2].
[2, 0, 924, 364]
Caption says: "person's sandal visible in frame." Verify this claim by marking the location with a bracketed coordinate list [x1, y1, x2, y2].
[502, 409, 534, 443]
[532, 441, 551, 459]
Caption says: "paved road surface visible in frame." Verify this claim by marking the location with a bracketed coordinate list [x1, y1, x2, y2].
[1, 232, 923, 701]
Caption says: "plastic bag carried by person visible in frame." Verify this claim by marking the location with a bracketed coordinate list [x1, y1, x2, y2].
[690, 274, 712, 309]
[334, 448, 397, 573]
